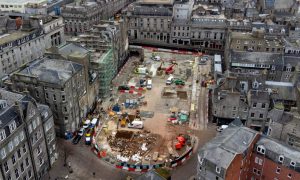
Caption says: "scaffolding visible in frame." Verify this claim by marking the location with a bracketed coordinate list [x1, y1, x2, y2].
[93, 48, 118, 98]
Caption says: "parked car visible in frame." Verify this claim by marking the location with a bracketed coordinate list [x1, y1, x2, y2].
[72, 135, 81, 144]
[83, 119, 91, 129]
[85, 128, 93, 137]
[118, 85, 130, 91]
[85, 136, 91, 145]
[217, 125, 229, 132]
[78, 128, 85, 136]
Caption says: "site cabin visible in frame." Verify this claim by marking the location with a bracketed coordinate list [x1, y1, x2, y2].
[147, 79, 152, 90]
[128, 120, 144, 129]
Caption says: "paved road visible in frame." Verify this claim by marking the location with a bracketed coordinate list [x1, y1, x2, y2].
[197, 60, 211, 130]
[45, 138, 138, 180]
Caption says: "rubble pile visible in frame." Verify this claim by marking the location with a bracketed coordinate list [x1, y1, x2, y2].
[107, 130, 159, 162]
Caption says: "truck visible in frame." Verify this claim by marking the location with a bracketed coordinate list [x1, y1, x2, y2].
[147, 79, 152, 90]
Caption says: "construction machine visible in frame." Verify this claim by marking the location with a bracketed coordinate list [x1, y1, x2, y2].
[165, 64, 176, 75]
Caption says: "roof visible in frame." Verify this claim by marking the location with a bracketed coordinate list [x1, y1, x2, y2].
[0, 31, 32, 45]
[256, 136, 300, 168]
[231, 51, 283, 65]
[248, 90, 270, 102]
[17, 58, 83, 86]
[199, 126, 258, 169]
[58, 43, 89, 58]
[265, 82, 296, 101]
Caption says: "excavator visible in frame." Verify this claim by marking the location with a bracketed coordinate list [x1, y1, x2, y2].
[165, 64, 176, 75]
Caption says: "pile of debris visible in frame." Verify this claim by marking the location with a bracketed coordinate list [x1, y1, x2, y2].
[107, 130, 159, 162]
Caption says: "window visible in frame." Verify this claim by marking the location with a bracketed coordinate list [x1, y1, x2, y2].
[257, 146, 265, 154]
[1, 147, 6, 159]
[28, 170, 32, 178]
[290, 161, 296, 167]
[4, 161, 8, 172]
[278, 155, 284, 163]
[23, 144, 27, 153]
[45, 93, 49, 99]
[259, 114, 263, 119]
[37, 145, 41, 155]
[64, 107, 67, 112]
[288, 173, 292, 178]
[276, 167, 281, 174]
[62, 95, 66, 101]
[216, 166, 221, 173]
[8, 141, 14, 152]
[9, 121, 17, 132]
[233, 107, 237, 111]
[53, 94, 56, 101]
[25, 157, 29, 167]
[39, 157, 44, 166]
[0, 130, 6, 141]
[12, 154, 16, 164]
[253, 168, 257, 173]
[253, 103, 257, 107]
[15, 169, 19, 179]
[14, 136, 19, 146]
[251, 113, 255, 117]
[20, 163, 24, 172]
[257, 170, 261, 175]
[17, 149, 21, 158]
[20, 131, 24, 141]
[262, 103, 266, 108]
[36, 91, 39, 98]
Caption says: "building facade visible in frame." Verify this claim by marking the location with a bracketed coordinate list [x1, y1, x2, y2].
[8, 58, 86, 137]
[62, 0, 132, 35]
[0, 89, 56, 180]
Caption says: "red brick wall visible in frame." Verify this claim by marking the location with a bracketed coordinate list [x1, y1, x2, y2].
[225, 134, 261, 180]
[248, 153, 300, 180]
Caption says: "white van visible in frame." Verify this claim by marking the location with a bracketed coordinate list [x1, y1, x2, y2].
[83, 119, 91, 129]
[90, 118, 98, 127]
[166, 76, 174, 85]
[128, 120, 144, 129]
[147, 79, 152, 90]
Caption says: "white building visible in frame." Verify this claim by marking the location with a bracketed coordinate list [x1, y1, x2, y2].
[0, 0, 46, 13]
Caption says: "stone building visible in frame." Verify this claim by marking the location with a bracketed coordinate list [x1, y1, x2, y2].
[0, 17, 45, 80]
[8, 58, 87, 137]
[45, 43, 100, 112]
[225, 30, 284, 81]
[62, 0, 132, 35]
[0, 89, 56, 180]
[0, 14, 66, 80]
[126, 1, 173, 46]
[67, 20, 129, 98]
[246, 90, 270, 131]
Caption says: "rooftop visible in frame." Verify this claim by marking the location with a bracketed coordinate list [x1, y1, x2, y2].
[17, 58, 83, 86]
[257, 136, 300, 167]
[0, 30, 33, 45]
[199, 126, 258, 169]
[58, 43, 89, 58]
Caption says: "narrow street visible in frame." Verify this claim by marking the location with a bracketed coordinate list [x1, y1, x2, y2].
[197, 60, 211, 130]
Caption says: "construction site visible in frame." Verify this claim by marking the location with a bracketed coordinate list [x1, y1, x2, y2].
[94, 48, 213, 166]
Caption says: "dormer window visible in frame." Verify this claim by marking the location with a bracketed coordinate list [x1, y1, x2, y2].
[290, 161, 296, 167]
[9, 121, 17, 133]
[216, 166, 221, 174]
[257, 145, 265, 154]
[278, 155, 284, 163]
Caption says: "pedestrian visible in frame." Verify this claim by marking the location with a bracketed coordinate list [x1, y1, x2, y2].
[93, 172, 96, 177]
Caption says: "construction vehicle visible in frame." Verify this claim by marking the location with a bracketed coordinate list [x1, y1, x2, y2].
[172, 79, 185, 86]
[165, 64, 176, 75]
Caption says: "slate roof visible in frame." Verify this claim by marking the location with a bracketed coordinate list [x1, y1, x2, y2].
[231, 51, 283, 65]
[256, 136, 300, 171]
[17, 58, 83, 86]
[198, 126, 258, 169]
